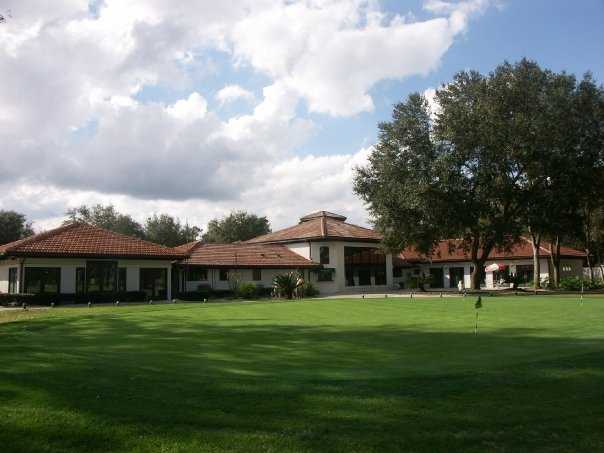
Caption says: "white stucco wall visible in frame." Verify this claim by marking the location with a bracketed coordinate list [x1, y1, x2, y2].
[0, 257, 173, 299]
[401, 257, 584, 289]
[287, 240, 393, 294]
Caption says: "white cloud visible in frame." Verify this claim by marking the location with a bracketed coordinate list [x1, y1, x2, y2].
[422, 87, 441, 120]
[166, 92, 208, 121]
[0, 0, 494, 230]
[0, 146, 372, 233]
[230, 0, 493, 116]
[215, 84, 255, 106]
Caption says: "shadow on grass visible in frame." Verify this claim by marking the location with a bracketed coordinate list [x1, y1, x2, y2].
[1, 314, 603, 452]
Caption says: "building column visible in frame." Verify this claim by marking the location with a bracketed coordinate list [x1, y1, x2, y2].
[386, 253, 394, 288]
[167, 265, 172, 301]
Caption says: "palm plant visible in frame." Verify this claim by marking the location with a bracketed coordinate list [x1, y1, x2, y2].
[273, 272, 300, 299]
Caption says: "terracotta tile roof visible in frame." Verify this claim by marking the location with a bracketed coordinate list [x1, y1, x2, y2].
[247, 211, 382, 244]
[172, 240, 203, 255]
[181, 242, 321, 268]
[0, 223, 185, 259]
[395, 237, 586, 266]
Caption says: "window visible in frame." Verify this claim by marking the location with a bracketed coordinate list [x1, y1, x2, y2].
[219, 269, 229, 281]
[24, 268, 61, 294]
[8, 267, 18, 294]
[344, 247, 386, 287]
[118, 268, 127, 292]
[317, 269, 334, 282]
[188, 268, 208, 281]
[86, 261, 117, 293]
[76, 267, 86, 294]
[393, 267, 402, 278]
[252, 269, 262, 281]
[140, 268, 167, 299]
[320, 246, 330, 265]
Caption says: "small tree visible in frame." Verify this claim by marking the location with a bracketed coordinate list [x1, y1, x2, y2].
[144, 214, 201, 247]
[66, 204, 145, 238]
[273, 273, 301, 300]
[202, 211, 271, 243]
[0, 211, 34, 245]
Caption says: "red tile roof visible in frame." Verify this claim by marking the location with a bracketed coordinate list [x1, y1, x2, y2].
[395, 237, 585, 266]
[181, 242, 321, 268]
[247, 211, 382, 244]
[0, 223, 186, 260]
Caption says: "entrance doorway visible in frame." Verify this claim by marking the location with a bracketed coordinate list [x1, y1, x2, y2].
[449, 267, 465, 289]
[140, 268, 167, 299]
[429, 268, 444, 288]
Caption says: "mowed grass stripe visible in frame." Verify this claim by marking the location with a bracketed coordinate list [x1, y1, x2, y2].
[1, 296, 603, 452]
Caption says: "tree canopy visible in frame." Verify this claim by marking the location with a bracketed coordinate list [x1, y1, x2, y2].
[355, 59, 604, 289]
[0, 210, 34, 245]
[66, 204, 146, 239]
[65, 204, 201, 247]
[144, 214, 201, 247]
[202, 211, 271, 243]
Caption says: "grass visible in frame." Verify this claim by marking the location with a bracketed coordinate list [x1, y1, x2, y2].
[1, 295, 603, 452]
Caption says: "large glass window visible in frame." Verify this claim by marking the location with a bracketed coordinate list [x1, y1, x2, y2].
[8, 267, 18, 294]
[188, 268, 208, 281]
[76, 267, 86, 294]
[86, 261, 117, 293]
[140, 268, 167, 299]
[118, 268, 127, 292]
[317, 269, 334, 282]
[252, 269, 262, 281]
[24, 267, 61, 294]
[219, 269, 229, 281]
[429, 268, 444, 288]
[319, 246, 330, 265]
[515, 265, 534, 285]
[344, 247, 386, 287]
[449, 267, 465, 289]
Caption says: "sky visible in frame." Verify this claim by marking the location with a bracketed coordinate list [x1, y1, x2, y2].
[0, 0, 603, 234]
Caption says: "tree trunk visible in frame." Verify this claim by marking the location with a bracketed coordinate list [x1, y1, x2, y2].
[550, 236, 561, 287]
[470, 262, 484, 290]
[585, 247, 594, 283]
[529, 229, 541, 289]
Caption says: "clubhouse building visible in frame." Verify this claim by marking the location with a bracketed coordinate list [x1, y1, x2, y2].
[0, 211, 586, 300]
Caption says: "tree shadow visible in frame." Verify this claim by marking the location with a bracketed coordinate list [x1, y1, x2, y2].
[1, 313, 603, 452]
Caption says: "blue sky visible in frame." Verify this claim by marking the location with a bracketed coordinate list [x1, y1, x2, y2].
[138, 0, 604, 157]
[1, 0, 603, 231]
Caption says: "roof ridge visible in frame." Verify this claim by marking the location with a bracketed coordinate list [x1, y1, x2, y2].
[82, 223, 178, 250]
[0, 222, 81, 253]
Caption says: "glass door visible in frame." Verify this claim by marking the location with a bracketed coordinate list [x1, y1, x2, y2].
[140, 268, 167, 299]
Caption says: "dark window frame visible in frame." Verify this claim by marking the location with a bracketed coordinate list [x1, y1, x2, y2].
[319, 246, 330, 265]
[118, 267, 127, 292]
[252, 268, 262, 281]
[86, 261, 118, 293]
[24, 267, 61, 295]
[76, 267, 86, 294]
[188, 268, 208, 281]
[219, 269, 229, 281]
[317, 268, 334, 282]
[8, 267, 18, 294]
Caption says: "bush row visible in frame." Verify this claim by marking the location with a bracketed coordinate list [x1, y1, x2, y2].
[559, 276, 604, 291]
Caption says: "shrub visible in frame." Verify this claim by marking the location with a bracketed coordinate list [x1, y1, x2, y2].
[237, 282, 257, 299]
[298, 282, 319, 297]
[273, 272, 300, 299]
[559, 276, 604, 291]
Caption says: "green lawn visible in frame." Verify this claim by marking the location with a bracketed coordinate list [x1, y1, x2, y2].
[1, 296, 603, 452]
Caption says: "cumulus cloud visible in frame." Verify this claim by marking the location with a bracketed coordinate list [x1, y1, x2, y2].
[215, 84, 255, 106]
[0, 0, 493, 230]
